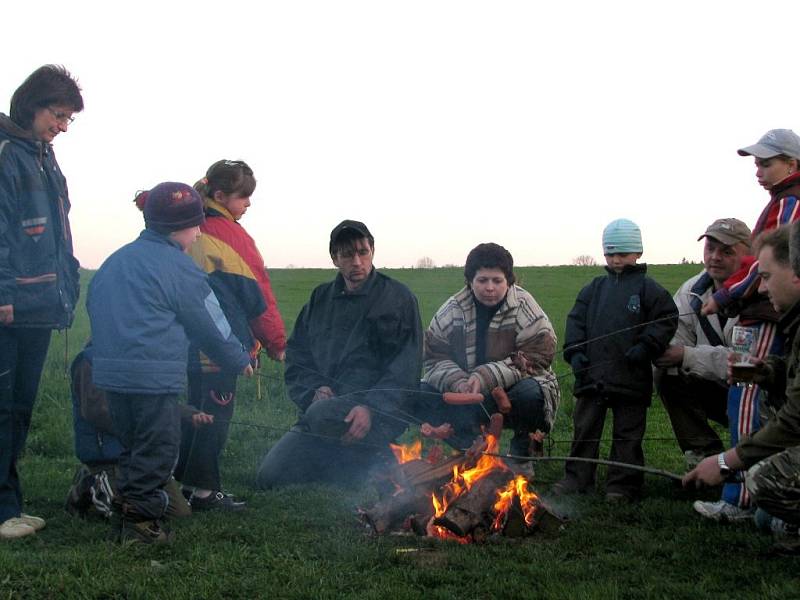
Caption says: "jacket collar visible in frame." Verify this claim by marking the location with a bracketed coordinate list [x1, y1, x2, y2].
[139, 228, 185, 251]
[771, 171, 800, 197]
[333, 267, 377, 296]
[0, 113, 46, 154]
[604, 263, 647, 277]
[779, 299, 800, 339]
[204, 197, 236, 221]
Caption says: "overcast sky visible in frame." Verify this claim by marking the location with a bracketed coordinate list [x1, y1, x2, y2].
[3, 0, 799, 269]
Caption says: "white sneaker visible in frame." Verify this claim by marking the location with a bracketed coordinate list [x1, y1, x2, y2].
[693, 500, 755, 522]
[0, 517, 37, 540]
[19, 514, 46, 531]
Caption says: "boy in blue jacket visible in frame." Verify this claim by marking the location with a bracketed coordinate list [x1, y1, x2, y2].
[557, 219, 678, 501]
[87, 182, 252, 544]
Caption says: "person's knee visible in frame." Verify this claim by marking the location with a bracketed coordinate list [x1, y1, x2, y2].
[507, 379, 546, 428]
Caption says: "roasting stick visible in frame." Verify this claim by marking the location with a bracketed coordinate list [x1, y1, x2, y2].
[559, 310, 692, 356]
[483, 451, 684, 482]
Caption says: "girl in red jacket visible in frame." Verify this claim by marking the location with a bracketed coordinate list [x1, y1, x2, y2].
[176, 159, 286, 511]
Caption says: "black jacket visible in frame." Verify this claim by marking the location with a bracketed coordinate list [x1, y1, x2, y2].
[564, 264, 678, 401]
[284, 268, 422, 432]
[0, 114, 79, 328]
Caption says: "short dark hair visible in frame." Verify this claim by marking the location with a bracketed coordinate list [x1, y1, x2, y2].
[330, 228, 374, 257]
[10, 65, 84, 130]
[791, 221, 800, 277]
[195, 159, 256, 199]
[464, 243, 515, 286]
[755, 225, 791, 267]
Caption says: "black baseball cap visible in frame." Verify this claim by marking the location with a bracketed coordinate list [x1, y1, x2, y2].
[329, 219, 372, 254]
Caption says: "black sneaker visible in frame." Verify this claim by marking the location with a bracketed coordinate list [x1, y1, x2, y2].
[64, 465, 93, 518]
[190, 491, 246, 512]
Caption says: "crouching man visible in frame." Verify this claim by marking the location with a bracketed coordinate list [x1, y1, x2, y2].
[656, 218, 751, 468]
[256, 220, 422, 487]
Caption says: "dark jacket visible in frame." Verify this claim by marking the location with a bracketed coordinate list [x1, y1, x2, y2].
[284, 268, 422, 425]
[737, 300, 800, 467]
[564, 264, 678, 401]
[0, 114, 79, 328]
[87, 229, 250, 394]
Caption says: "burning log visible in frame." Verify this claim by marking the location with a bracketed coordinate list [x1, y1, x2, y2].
[360, 487, 434, 534]
[362, 411, 565, 542]
[432, 469, 515, 538]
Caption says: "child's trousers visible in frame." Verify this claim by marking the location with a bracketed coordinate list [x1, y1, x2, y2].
[107, 392, 181, 520]
[564, 393, 648, 498]
[175, 371, 237, 491]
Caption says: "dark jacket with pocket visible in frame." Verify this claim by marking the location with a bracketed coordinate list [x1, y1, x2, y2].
[564, 264, 678, 402]
[0, 114, 79, 328]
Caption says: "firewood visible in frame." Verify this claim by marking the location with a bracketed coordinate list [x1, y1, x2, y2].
[361, 488, 433, 534]
[433, 470, 514, 538]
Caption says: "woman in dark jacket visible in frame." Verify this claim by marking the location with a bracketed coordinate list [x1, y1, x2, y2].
[0, 65, 83, 540]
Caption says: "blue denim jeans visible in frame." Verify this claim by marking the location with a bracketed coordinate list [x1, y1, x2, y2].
[0, 327, 52, 523]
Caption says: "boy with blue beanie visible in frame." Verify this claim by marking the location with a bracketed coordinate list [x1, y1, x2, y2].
[87, 182, 253, 543]
[556, 219, 678, 501]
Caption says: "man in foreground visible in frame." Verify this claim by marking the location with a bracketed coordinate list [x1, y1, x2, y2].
[684, 224, 800, 554]
[256, 220, 422, 487]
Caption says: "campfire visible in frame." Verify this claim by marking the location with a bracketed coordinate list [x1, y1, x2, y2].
[361, 413, 564, 543]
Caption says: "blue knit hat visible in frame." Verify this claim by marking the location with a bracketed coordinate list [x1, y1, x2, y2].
[602, 219, 643, 254]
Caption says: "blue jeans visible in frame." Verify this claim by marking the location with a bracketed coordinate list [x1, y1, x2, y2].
[255, 397, 397, 489]
[0, 327, 52, 523]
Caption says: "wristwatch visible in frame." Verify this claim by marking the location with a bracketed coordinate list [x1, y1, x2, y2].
[717, 452, 732, 477]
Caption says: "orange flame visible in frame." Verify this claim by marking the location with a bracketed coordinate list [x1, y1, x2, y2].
[492, 475, 539, 530]
[429, 434, 539, 540]
[390, 439, 422, 464]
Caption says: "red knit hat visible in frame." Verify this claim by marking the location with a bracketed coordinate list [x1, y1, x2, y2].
[143, 182, 205, 233]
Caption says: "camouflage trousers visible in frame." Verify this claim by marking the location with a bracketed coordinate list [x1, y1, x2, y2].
[745, 445, 800, 526]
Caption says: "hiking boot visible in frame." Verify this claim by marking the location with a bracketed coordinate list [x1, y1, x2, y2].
[605, 492, 634, 504]
[163, 478, 191, 519]
[0, 517, 37, 540]
[190, 491, 246, 512]
[550, 478, 587, 496]
[693, 500, 754, 522]
[120, 519, 174, 545]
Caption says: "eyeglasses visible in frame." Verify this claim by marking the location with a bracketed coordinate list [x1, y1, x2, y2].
[47, 107, 75, 125]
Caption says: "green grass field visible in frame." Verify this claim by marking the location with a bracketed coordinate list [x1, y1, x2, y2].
[1, 264, 798, 599]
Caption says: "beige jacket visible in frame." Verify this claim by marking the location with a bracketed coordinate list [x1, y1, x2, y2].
[670, 271, 738, 384]
[422, 284, 560, 430]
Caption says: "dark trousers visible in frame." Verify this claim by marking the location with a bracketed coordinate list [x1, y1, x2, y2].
[417, 379, 548, 450]
[564, 394, 648, 497]
[108, 392, 181, 520]
[175, 371, 237, 491]
[659, 373, 728, 456]
[0, 327, 51, 523]
[255, 397, 397, 489]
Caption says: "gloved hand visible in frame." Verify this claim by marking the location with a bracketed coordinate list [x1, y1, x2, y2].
[569, 353, 590, 373]
[625, 344, 650, 366]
